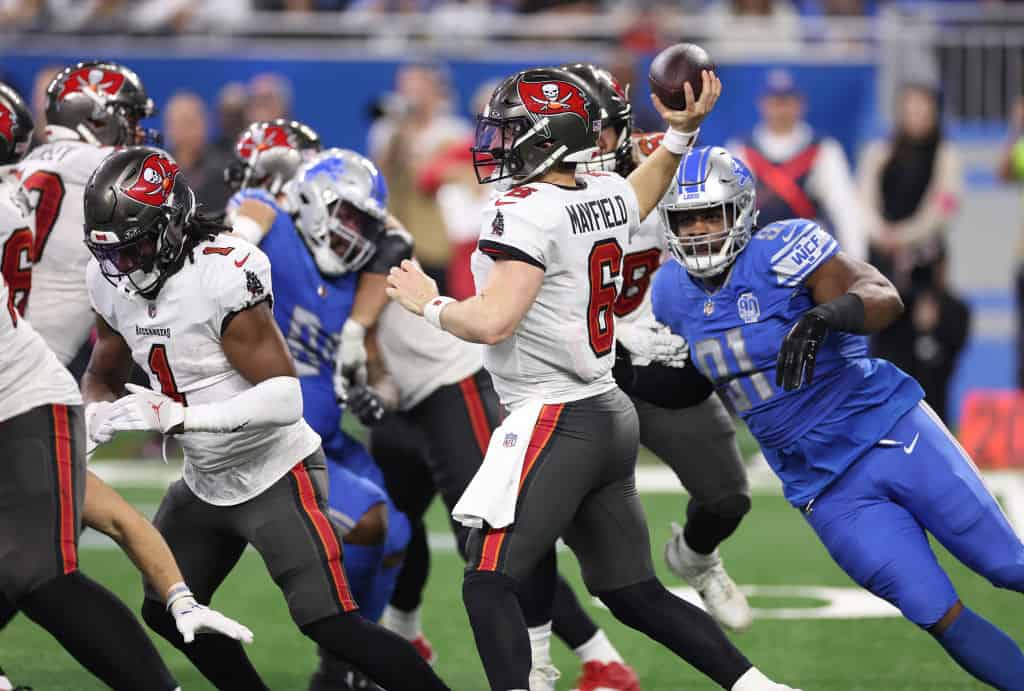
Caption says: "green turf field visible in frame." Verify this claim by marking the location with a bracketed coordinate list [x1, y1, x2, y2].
[2, 474, 1020, 691]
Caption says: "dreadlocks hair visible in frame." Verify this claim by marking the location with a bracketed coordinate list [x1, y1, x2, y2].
[183, 211, 234, 265]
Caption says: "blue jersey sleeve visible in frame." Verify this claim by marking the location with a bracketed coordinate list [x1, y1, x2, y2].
[226, 188, 279, 216]
[752, 220, 838, 289]
[651, 260, 683, 335]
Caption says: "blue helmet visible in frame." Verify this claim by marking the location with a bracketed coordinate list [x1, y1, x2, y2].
[659, 146, 758, 278]
[285, 148, 388, 276]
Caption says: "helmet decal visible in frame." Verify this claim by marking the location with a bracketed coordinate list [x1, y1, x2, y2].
[0, 104, 12, 144]
[236, 124, 293, 162]
[517, 79, 590, 126]
[123, 153, 180, 207]
[58, 67, 126, 101]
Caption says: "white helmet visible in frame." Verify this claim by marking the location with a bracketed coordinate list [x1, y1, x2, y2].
[660, 146, 758, 278]
[285, 148, 388, 276]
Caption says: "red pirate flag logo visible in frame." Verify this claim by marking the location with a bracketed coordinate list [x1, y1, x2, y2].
[0, 103, 13, 145]
[58, 67, 126, 101]
[123, 153, 180, 207]
[517, 79, 590, 125]
[236, 124, 292, 162]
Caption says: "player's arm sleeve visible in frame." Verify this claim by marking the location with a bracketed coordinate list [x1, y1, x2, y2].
[811, 138, 867, 262]
[211, 245, 275, 335]
[364, 227, 414, 274]
[476, 204, 548, 271]
[765, 221, 839, 289]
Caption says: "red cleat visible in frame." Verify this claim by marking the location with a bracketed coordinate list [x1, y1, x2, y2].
[410, 635, 437, 666]
[574, 661, 641, 691]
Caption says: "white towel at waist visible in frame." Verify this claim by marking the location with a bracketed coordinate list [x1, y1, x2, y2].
[452, 400, 544, 529]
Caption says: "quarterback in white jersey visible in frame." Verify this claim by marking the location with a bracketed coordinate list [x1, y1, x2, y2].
[389, 68, 799, 691]
[18, 61, 158, 366]
[80, 147, 450, 691]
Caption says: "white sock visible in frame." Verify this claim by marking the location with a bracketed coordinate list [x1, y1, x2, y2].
[732, 667, 773, 691]
[573, 629, 624, 664]
[528, 621, 553, 667]
[0, 673, 13, 691]
[381, 604, 421, 641]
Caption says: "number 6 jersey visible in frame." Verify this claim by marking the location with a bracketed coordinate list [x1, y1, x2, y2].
[86, 233, 321, 506]
[470, 172, 641, 410]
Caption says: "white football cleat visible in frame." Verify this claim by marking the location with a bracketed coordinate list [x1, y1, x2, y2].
[529, 664, 560, 691]
[664, 522, 753, 632]
[730, 666, 803, 691]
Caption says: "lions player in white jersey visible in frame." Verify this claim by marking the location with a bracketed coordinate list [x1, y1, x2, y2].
[562, 63, 753, 631]
[16, 61, 157, 368]
[80, 147, 450, 691]
[388, 68, 799, 691]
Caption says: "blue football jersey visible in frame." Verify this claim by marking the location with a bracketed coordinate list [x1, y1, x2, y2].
[652, 218, 924, 506]
[229, 190, 360, 441]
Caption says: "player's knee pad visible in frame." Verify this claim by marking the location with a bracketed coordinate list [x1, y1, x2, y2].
[346, 503, 388, 547]
[596, 578, 665, 629]
[898, 586, 958, 629]
[692, 493, 752, 520]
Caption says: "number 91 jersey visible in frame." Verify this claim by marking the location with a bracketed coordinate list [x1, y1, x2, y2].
[470, 172, 641, 410]
[86, 233, 321, 506]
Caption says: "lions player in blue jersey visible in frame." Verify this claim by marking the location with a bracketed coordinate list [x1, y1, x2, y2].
[651, 146, 1024, 690]
[225, 128, 413, 689]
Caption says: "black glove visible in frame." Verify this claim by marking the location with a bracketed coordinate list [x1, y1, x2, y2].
[776, 312, 829, 391]
[347, 385, 387, 426]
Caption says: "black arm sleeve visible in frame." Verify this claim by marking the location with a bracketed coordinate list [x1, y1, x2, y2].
[615, 349, 714, 409]
[364, 228, 414, 275]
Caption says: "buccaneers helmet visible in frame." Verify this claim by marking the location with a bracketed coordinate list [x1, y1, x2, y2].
[46, 61, 156, 146]
[285, 148, 388, 276]
[84, 147, 195, 299]
[0, 83, 33, 165]
[225, 118, 322, 194]
[471, 67, 603, 185]
[560, 63, 634, 175]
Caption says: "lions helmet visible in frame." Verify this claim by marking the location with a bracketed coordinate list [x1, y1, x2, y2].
[46, 61, 156, 146]
[84, 147, 195, 298]
[226, 119, 321, 194]
[660, 146, 758, 278]
[471, 67, 603, 185]
[285, 148, 388, 276]
[0, 82, 33, 165]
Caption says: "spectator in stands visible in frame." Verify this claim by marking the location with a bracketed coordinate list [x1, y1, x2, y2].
[998, 94, 1024, 388]
[164, 91, 233, 215]
[728, 68, 866, 260]
[213, 81, 249, 156]
[247, 72, 292, 122]
[368, 61, 470, 293]
[707, 0, 802, 54]
[860, 82, 967, 422]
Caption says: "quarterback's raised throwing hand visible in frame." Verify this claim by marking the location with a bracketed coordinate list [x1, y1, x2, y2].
[386, 259, 439, 316]
[651, 70, 722, 134]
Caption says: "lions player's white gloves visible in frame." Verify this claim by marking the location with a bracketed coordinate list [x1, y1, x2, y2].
[84, 400, 117, 454]
[616, 319, 689, 368]
[167, 584, 254, 645]
[105, 384, 186, 435]
[334, 319, 368, 401]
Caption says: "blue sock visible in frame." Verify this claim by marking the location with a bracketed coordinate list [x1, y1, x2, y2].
[342, 543, 384, 617]
[936, 606, 1024, 690]
[361, 562, 402, 623]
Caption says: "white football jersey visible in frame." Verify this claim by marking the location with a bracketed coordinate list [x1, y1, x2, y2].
[86, 233, 321, 506]
[0, 183, 81, 423]
[19, 138, 114, 365]
[377, 296, 484, 411]
[470, 172, 641, 410]
[613, 205, 668, 327]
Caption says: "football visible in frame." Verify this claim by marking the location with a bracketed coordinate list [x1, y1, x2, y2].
[648, 43, 716, 110]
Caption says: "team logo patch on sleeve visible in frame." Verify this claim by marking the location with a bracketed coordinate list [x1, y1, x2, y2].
[245, 269, 265, 297]
[769, 223, 837, 287]
[123, 153, 180, 207]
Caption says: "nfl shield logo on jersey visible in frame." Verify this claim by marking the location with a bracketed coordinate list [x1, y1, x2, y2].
[503, 432, 517, 448]
[147, 303, 157, 318]
[737, 292, 760, 324]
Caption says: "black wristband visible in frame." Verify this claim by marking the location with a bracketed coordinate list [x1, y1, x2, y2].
[808, 293, 866, 334]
